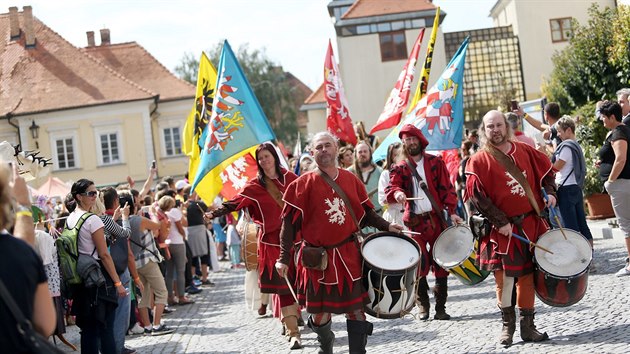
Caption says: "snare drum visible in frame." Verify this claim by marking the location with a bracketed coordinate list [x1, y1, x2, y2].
[239, 221, 259, 271]
[433, 225, 490, 286]
[534, 229, 592, 307]
[361, 232, 422, 319]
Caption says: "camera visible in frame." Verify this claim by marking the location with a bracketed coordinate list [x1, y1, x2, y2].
[510, 100, 518, 111]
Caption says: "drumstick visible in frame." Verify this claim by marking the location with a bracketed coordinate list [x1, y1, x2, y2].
[284, 274, 299, 304]
[406, 197, 425, 201]
[511, 233, 554, 254]
[541, 188, 567, 240]
[401, 230, 422, 236]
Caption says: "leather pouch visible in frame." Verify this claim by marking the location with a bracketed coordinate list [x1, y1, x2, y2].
[301, 246, 328, 271]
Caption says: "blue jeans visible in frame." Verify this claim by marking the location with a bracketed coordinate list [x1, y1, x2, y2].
[79, 306, 117, 354]
[113, 269, 131, 353]
[557, 184, 593, 240]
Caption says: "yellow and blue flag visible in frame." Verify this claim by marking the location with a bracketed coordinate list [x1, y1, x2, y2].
[374, 37, 469, 161]
[183, 53, 218, 203]
[190, 40, 275, 195]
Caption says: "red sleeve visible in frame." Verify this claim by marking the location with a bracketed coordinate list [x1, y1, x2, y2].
[385, 163, 407, 203]
[435, 158, 459, 214]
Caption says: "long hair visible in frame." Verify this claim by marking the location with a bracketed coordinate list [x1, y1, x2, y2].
[384, 142, 403, 170]
[70, 178, 95, 211]
[352, 140, 376, 174]
[256, 142, 283, 187]
[478, 110, 514, 148]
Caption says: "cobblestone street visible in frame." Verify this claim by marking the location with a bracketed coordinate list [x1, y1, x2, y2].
[58, 222, 629, 353]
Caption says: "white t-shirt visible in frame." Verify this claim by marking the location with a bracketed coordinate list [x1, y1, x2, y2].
[555, 147, 577, 186]
[166, 208, 185, 244]
[412, 158, 433, 214]
[67, 208, 105, 259]
[226, 225, 241, 246]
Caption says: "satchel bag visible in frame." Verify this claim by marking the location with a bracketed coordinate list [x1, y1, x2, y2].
[0, 279, 65, 354]
[300, 246, 328, 271]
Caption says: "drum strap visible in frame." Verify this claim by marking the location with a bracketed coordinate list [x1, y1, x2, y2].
[316, 168, 366, 241]
[485, 144, 541, 216]
[404, 160, 445, 229]
[264, 176, 284, 208]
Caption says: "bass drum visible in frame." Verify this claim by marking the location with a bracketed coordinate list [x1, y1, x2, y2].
[237, 214, 260, 272]
[534, 229, 592, 307]
[361, 232, 422, 319]
[433, 225, 490, 286]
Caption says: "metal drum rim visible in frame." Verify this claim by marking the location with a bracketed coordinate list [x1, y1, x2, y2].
[533, 229, 593, 278]
[433, 224, 475, 270]
[361, 232, 421, 274]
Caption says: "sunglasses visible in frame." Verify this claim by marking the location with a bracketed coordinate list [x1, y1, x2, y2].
[81, 191, 98, 197]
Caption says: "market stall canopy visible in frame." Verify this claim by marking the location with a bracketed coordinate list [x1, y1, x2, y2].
[36, 176, 70, 198]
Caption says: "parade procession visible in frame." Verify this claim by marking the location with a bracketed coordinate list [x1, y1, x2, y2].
[1, 1, 630, 353]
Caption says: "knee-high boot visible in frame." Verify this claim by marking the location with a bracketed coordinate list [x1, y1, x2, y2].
[416, 277, 430, 320]
[308, 316, 335, 354]
[281, 305, 302, 349]
[499, 306, 516, 347]
[519, 308, 549, 342]
[346, 319, 373, 354]
[433, 277, 450, 320]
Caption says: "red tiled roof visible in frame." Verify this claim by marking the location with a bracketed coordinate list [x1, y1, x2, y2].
[342, 0, 436, 19]
[303, 83, 325, 105]
[0, 11, 156, 117]
[83, 42, 194, 102]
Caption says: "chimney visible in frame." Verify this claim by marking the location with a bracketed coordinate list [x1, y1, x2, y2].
[8, 6, 20, 39]
[22, 6, 35, 47]
[100, 28, 110, 45]
[86, 31, 95, 47]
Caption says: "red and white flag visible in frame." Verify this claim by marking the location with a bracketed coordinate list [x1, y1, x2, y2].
[324, 40, 357, 145]
[219, 152, 258, 200]
[370, 28, 426, 134]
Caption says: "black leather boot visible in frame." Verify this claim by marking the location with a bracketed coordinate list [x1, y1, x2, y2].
[433, 277, 450, 320]
[308, 316, 335, 354]
[519, 308, 549, 342]
[346, 319, 373, 354]
[500, 306, 516, 347]
[416, 277, 430, 320]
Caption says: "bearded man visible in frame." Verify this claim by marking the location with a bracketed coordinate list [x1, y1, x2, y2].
[385, 124, 462, 321]
[348, 141, 383, 223]
[464, 110, 555, 347]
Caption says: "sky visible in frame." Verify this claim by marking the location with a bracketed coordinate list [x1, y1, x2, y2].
[3, 0, 496, 90]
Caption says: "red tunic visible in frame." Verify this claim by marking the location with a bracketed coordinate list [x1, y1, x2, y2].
[282, 169, 372, 310]
[465, 142, 553, 276]
[229, 169, 297, 293]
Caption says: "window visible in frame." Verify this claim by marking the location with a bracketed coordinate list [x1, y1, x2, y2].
[550, 17, 572, 43]
[99, 132, 120, 164]
[380, 31, 407, 61]
[163, 127, 182, 156]
[56, 137, 76, 169]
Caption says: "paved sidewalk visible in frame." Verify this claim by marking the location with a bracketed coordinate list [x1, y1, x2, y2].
[55, 228, 629, 353]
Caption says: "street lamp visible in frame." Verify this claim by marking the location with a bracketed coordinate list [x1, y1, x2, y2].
[29, 120, 40, 148]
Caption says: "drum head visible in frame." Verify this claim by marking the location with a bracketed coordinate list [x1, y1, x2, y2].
[535, 229, 592, 277]
[362, 233, 420, 271]
[433, 225, 474, 269]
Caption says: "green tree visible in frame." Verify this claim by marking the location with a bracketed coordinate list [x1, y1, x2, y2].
[175, 43, 299, 145]
[543, 4, 630, 110]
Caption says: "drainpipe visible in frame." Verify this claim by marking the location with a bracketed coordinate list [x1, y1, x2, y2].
[149, 95, 160, 179]
[2, 98, 24, 147]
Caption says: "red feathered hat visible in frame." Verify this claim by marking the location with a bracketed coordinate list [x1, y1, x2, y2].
[398, 124, 429, 149]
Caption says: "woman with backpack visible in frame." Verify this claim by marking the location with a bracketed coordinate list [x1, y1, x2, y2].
[65, 179, 126, 354]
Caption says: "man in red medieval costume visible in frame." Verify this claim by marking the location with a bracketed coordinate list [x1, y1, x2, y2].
[276, 131, 402, 354]
[464, 110, 555, 347]
[386, 124, 462, 321]
[205, 143, 303, 350]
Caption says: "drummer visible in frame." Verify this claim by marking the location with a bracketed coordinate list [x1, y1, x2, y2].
[275, 131, 402, 354]
[204, 143, 303, 350]
[464, 110, 555, 347]
[386, 124, 462, 321]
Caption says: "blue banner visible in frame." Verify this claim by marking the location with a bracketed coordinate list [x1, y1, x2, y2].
[374, 37, 469, 162]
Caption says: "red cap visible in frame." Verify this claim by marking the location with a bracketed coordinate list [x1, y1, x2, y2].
[398, 124, 429, 149]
